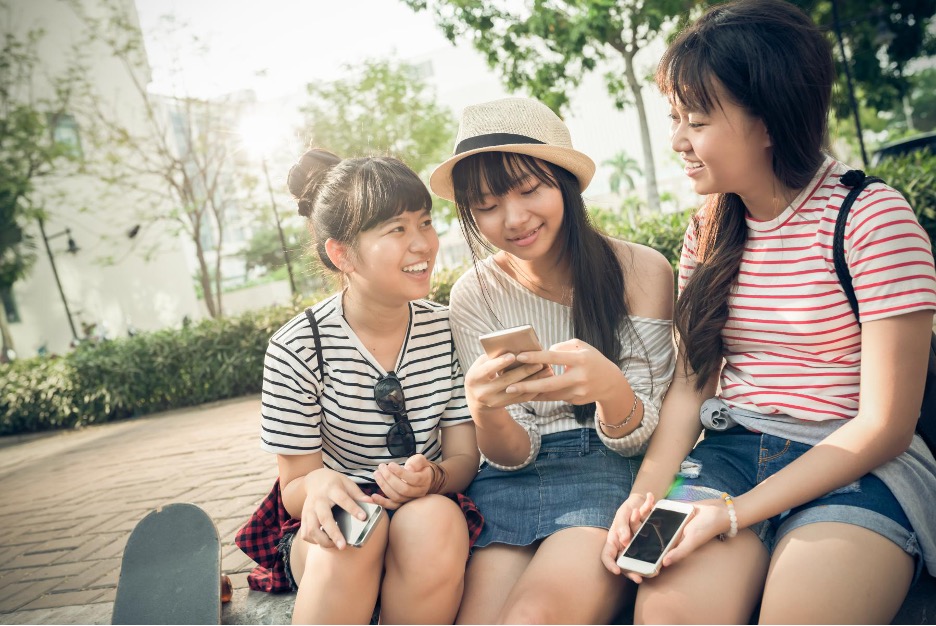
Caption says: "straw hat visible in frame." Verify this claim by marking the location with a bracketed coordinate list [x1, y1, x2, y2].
[429, 97, 596, 202]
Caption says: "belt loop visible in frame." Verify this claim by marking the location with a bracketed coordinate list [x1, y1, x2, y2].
[580, 428, 590, 455]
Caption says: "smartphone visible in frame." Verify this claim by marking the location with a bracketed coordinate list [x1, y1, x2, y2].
[616, 499, 694, 577]
[332, 501, 383, 547]
[479, 325, 546, 372]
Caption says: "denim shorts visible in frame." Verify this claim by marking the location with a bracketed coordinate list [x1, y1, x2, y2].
[467, 428, 641, 548]
[668, 426, 922, 580]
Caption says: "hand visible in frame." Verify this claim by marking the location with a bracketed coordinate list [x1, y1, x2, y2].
[464, 352, 549, 420]
[601, 492, 655, 583]
[299, 468, 374, 550]
[510, 339, 621, 405]
[660, 498, 731, 568]
[371, 454, 435, 510]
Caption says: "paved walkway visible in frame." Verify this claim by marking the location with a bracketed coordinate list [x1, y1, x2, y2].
[0, 396, 279, 624]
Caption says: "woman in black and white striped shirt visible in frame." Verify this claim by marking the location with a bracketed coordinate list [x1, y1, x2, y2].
[239, 150, 480, 624]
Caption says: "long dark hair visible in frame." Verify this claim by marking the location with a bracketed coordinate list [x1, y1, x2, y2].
[453, 151, 631, 421]
[657, 0, 834, 388]
[287, 149, 432, 273]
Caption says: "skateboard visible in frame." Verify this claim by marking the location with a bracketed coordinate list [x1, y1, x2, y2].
[112, 503, 232, 625]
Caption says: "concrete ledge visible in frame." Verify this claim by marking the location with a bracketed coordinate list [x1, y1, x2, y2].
[219, 575, 935, 625]
[223, 588, 294, 625]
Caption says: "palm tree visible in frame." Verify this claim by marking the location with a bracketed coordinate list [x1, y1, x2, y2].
[603, 151, 642, 196]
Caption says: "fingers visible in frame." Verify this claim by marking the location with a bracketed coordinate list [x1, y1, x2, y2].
[600, 536, 623, 575]
[370, 493, 400, 510]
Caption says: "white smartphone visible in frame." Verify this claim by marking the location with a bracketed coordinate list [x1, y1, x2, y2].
[332, 501, 383, 547]
[616, 499, 694, 577]
[479, 325, 547, 373]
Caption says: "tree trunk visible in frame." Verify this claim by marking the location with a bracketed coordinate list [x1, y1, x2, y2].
[623, 50, 661, 213]
[195, 244, 218, 318]
[0, 309, 15, 361]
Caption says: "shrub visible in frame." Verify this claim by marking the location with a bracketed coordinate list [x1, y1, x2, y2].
[590, 206, 693, 275]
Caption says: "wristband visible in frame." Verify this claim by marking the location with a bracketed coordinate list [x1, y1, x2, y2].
[428, 461, 448, 494]
[598, 393, 641, 431]
[717, 492, 738, 541]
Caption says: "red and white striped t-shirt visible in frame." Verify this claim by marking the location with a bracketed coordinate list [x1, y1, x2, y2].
[679, 157, 936, 421]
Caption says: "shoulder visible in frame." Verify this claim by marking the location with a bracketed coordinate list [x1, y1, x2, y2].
[609, 238, 675, 320]
[412, 299, 453, 324]
[449, 260, 491, 306]
[269, 294, 341, 350]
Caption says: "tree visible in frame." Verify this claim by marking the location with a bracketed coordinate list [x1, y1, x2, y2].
[603, 150, 641, 195]
[302, 57, 456, 179]
[65, 0, 254, 318]
[403, 0, 700, 213]
[0, 16, 76, 359]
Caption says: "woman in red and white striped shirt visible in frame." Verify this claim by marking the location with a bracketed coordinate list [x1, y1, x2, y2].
[601, 0, 936, 623]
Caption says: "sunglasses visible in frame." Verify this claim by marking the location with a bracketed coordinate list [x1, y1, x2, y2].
[374, 372, 416, 457]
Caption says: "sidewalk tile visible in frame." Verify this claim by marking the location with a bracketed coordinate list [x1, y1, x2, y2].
[20, 588, 105, 611]
[0, 579, 62, 612]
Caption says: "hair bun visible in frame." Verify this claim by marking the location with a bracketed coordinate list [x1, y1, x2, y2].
[287, 148, 342, 216]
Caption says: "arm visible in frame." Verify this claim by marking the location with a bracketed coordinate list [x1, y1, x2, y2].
[664, 310, 931, 566]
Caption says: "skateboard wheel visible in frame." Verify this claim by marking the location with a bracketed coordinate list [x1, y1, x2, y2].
[221, 575, 233, 604]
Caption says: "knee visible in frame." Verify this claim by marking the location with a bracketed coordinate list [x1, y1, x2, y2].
[307, 515, 389, 578]
[634, 587, 694, 625]
[390, 495, 469, 564]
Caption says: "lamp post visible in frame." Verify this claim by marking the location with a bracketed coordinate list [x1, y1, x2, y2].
[238, 112, 297, 298]
[261, 157, 297, 297]
[37, 218, 80, 343]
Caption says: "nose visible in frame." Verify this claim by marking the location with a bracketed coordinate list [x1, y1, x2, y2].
[502, 196, 531, 231]
[670, 121, 690, 155]
[410, 226, 436, 253]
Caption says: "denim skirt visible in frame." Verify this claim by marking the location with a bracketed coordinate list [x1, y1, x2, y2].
[467, 428, 641, 548]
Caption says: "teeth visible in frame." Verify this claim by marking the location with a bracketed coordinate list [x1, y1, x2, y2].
[512, 226, 540, 241]
[403, 261, 428, 273]
[685, 162, 703, 169]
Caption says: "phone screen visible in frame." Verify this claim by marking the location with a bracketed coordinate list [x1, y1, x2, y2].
[621, 507, 689, 563]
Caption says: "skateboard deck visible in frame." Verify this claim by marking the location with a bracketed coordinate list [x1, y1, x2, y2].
[113, 503, 231, 625]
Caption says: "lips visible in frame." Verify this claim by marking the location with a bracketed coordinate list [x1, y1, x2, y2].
[507, 224, 542, 245]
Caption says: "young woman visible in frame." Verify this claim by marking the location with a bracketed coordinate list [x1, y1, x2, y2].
[601, 1, 936, 623]
[236, 149, 481, 624]
[430, 97, 676, 623]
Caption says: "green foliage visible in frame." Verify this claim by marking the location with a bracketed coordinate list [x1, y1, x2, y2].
[0, 303, 306, 435]
[428, 264, 468, 306]
[590, 206, 691, 277]
[870, 151, 936, 258]
[301, 58, 455, 178]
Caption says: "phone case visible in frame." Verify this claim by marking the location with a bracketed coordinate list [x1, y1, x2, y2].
[333, 502, 383, 547]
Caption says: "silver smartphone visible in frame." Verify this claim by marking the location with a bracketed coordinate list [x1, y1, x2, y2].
[616, 499, 694, 577]
[332, 501, 384, 547]
[479, 325, 547, 372]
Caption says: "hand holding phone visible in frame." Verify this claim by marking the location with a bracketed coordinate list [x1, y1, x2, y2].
[479, 325, 551, 374]
[332, 501, 384, 547]
[616, 499, 694, 578]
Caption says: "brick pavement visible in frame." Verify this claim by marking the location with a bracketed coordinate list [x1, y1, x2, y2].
[0, 396, 276, 625]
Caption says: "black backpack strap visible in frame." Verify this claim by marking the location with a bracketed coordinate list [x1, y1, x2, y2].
[304, 307, 326, 382]
[832, 169, 885, 325]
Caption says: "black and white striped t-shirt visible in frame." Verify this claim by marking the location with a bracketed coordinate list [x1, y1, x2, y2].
[259, 293, 472, 483]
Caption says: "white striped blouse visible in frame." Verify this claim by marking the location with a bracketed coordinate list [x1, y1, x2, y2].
[449, 255, 676, 469]
[679, 157, 936, 421]
[258, 293, 472, 484]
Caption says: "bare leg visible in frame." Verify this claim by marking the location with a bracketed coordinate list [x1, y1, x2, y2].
[380, 495, 470, 625]
[456, 543, 536, 624]
[635, 528, 769, 625]
[497, 527, 633, 624]
[289, 515, 389, 624]
[759, 522, 913, 624]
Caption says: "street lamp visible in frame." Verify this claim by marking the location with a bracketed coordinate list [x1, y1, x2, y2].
[238, 113, 297, 297]
[37, 218, 80, 343]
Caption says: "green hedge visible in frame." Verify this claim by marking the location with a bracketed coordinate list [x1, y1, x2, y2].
[0, 304, 304, 435]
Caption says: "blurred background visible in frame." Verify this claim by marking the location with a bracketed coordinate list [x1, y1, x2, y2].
[3, 0, 934, 433]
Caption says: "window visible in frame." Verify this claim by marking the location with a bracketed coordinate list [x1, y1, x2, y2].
[1, 287, 20, 324]
[50, 113, 83, 158]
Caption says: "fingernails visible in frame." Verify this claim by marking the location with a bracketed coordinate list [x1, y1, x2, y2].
[505, 386, 516, 394]
[517, 353, 528, 362]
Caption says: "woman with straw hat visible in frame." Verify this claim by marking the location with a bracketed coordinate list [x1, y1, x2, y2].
[431, 97, 676, 623]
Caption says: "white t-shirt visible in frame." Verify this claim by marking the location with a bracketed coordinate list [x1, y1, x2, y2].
[679, 157, 936, 421]
[259, 293, 472, 483]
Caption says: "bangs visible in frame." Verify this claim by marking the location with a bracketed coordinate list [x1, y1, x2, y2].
[656, 33, 721, 114]
[452, 152, 558, 210]
[353, 159, 433, 232]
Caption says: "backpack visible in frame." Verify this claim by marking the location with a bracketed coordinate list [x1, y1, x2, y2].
[832, 169, 936, 456]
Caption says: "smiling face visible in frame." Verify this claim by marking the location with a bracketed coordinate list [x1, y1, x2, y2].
[342, 208, 439, 304]
[668, 82, 774, 202]
[460, 156, 566, 264]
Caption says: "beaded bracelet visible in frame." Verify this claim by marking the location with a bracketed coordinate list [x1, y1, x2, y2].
[717, 492, 739, 541]
[597, 393, 641, 431]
